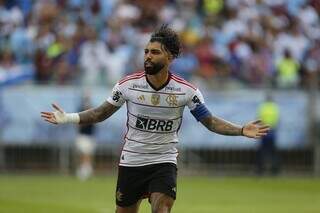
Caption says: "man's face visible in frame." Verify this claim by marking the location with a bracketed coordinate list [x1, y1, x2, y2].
[144, 41, 171, 75]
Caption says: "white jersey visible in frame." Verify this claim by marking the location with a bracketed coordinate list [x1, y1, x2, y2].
[107, 71, 205, 167]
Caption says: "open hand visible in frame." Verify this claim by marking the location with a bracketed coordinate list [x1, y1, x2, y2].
[41, 103, 66, 124]
[242, 120, 270, 139]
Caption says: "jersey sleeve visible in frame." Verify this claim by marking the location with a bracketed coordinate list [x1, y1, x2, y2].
[187, 89, 205, 110]
[187, 88, 212, 121]
[106, 82, 126, 107]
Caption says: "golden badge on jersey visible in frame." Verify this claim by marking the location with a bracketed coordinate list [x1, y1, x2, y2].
[151, 94, 160, 105]
[166, 94, 178, 107]
[137, 95, 145, 102]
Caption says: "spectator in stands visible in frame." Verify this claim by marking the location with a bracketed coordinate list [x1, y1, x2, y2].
[246, 40, 274, 87]
[301, 39, 320, 87]
[195, 35, 217, 80]
[170, 32, 199, 80]
[276, 49, 300, 88]
[79, 26, 110, 86]
[2, 0, 320, 88]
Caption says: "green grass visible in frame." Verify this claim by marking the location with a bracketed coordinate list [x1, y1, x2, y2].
[0, 175, 320, 213]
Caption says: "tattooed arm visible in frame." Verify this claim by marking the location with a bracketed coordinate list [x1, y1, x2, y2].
[79, 101, 120, 124]
[200, 116, 242, 136]
[200, 115, 270, 139]
[41, 102, 120, 125]
[186, 90, 269, 139]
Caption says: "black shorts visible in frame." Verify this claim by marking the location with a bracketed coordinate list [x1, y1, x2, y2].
[115, 163, 177, 207]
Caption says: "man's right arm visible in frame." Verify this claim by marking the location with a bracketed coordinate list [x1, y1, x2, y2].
[41, 101, 120, 125]
[42, 82, 124, 125]
[79, 101, 120, 124]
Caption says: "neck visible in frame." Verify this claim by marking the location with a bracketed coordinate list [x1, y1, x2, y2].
[146, 68, 169, 90]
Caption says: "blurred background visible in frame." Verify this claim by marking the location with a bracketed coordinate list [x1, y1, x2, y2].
[1, 0, 320, 212]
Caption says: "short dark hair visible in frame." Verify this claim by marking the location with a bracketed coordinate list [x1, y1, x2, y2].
[150, 25, 181, 59]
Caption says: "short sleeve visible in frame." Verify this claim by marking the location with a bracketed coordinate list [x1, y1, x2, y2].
[107, 83, 126, 107]
[187, 89, 205, 110]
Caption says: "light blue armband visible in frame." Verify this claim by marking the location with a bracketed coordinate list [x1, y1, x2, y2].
[190, 104, 212, 121]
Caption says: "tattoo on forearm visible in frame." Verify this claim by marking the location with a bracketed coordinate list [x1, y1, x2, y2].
[201, 116, 242, 136]
[78, 101, 119, 124]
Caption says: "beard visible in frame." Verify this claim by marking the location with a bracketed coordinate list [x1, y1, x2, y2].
[144, 61, 165, 75]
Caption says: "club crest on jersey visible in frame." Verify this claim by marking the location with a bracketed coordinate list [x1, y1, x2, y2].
[137, 95, 145, 102]
[151, 94, 160, 106]
[166, 94, 178, 107]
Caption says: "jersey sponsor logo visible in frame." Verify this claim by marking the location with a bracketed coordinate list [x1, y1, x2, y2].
[151, 94, 160, 106]
[135, 116, 173, 131]
[165, 86, 181, 92]
[132, 83, 148, 89]
[112, 91, 122, 102]
[192, 95, 201, 105]
[166, 94, 178, 107]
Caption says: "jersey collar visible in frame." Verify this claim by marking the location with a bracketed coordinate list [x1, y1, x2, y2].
[146, 72, 171, 91]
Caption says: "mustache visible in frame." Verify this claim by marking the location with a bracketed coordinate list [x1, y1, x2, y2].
[144, 60, 153, 65]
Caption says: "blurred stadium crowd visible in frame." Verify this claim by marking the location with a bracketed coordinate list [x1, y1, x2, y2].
[0, 0, 320, 89]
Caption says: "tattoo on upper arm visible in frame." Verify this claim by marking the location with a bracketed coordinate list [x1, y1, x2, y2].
[78, 101, 120, 124]
[200, 116, 242, 136]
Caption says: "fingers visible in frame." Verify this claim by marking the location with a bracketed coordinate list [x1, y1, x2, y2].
[259, 124, 270, 131]
[40, 111, 57, 124]
[247, 121, 270, 132]
[40, 112, 53, 117]
[52, 103, 63, 113]
[258, 127, 270, 133]
[41, 114, 58, 124]
[44, 118, 58, 125]
[257, 132, 268, 136]
[252, 133, 268, 139]
[255, 125, 270, 138]
[259, 125, 270, 129]
[41, 104, 63, 125]
[40, 112, 54, 119]
[251, 120, 262, 125]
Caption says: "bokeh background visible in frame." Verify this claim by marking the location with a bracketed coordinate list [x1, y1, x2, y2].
[0, 0, 320, 212]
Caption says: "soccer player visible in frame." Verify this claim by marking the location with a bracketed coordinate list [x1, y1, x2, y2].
[41, 25, 269, 213]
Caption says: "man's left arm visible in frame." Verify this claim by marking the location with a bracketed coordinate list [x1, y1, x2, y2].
[187, 89, 269, 139]
[200, 115, 270, 139]
[200, 116, 242, 136]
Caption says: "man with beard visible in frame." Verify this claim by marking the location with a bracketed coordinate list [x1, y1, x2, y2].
[41, 25, 269, 213]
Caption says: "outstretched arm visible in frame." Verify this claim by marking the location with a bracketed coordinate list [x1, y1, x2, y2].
[200, 116, 242, 136]
[78, 101, 120, 124]
[187, 89, 269, 139]
[200, 115, 270, 139]
[41, 101, 120, 125]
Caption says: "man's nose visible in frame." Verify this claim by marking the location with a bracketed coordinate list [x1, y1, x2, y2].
[145, 52, 152, 60]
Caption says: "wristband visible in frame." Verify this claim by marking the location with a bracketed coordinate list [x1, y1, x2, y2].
[66, 113, 80, 124]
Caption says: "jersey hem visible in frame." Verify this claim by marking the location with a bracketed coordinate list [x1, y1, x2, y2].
[119, 160, 177, 167]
